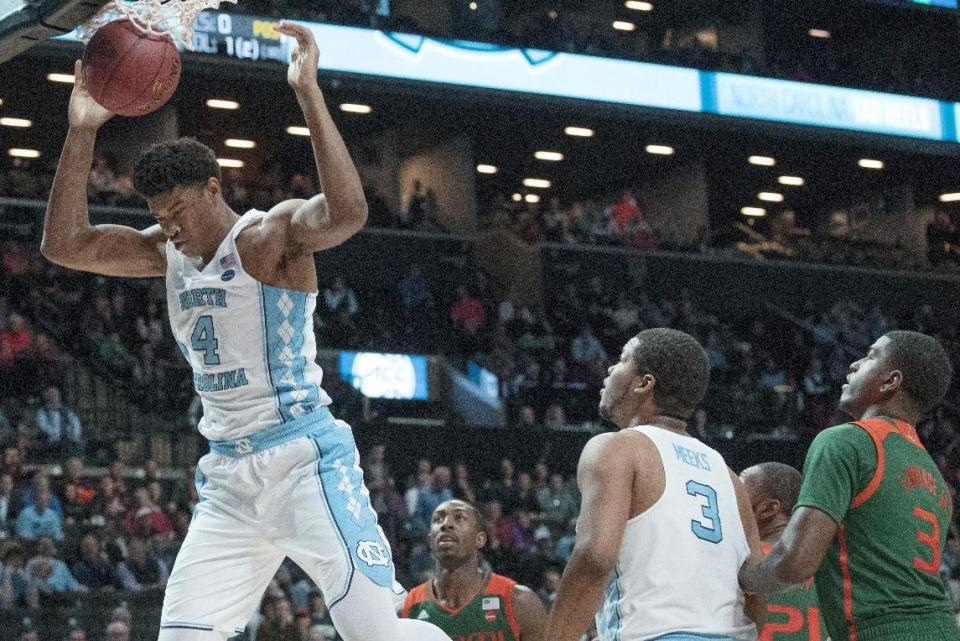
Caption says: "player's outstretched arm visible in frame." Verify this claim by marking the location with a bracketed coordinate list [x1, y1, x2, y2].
[739, 506, 837, 594]
[42, 60, 166, 278]
[546, 433, 632, 641]
[276, 20, 367, 254]
[729, 469, 767, 632]
[513, 584, 548, 641]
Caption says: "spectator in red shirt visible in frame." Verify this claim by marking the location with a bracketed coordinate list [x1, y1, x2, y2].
[122, 487, 172, 538]
[450, 286, 486, 336]
[0, 313, 33, 362]
[607, 189, 642, 235]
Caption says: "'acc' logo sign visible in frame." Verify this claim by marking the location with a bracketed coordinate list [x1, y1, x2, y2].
[356, 540, 390, 567]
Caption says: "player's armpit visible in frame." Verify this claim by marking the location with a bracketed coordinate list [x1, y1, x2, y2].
[41, 223, 166, 278]
[257, 195, 365, 258]
[513, 584, 548, 641]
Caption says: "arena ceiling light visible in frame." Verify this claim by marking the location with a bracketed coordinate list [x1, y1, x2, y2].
[758, 192, 784, 202]
[523, 178, 552, 189]
[0, 117, 31, 128]
[512, 193, 523, 202]
[47, 73, 75, 84]
[8, 148, 40, 158]
[476, 164, 498, 174]
[748, 155, 776, 167]
[939, 193, 960, 203]
[808, 28, 831, 39]
[778, 175, 805, 186]
[216, 158, 244, 168]
[340, 103, 372, 114]
[645, 144, 675, 155]
[565, 126, 595, 138]
[741, 206, 766, 217]
[613, 21, 636, 31]
[625, 1, 654, 10]
[225, 139, 256, 149]
[206, 99, 240, 110]
[525, 194, 541, 204]
[286, 126, 310, 136]
[858, 158, 884, 170]
[535, 151, 564, 161]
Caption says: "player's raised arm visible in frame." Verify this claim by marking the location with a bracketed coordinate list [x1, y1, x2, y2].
[41, 60, 167, 278]
[273, 20, 368, 254]
[546, 433, 633, 641]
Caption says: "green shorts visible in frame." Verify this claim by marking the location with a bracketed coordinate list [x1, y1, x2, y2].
[857, 615, 960, 641]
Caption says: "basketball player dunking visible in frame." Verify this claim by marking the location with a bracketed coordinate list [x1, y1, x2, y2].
[42, 21, 450, 641]
[545, 328, 765, 641]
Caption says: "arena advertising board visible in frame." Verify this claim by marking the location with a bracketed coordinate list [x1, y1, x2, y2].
[338, 352, 429, 401]
[61, 12, 960, 143]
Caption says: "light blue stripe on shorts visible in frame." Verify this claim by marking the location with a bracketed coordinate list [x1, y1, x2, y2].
[207, 406, 335, 457]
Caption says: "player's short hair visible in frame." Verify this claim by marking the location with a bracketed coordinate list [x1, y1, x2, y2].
[632, 328, 710, 419]
[433, 499, 485, 534]
[134, 137, 221, 197]
[743, 462, 802, 514]
[883, 331, 953, 414]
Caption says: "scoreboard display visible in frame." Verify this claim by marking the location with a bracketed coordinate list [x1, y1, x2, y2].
[189, 12, 288, 63]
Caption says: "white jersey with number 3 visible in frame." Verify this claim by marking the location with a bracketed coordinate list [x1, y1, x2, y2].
[595, 425, 757, 641]
[165, 209, 331, 442]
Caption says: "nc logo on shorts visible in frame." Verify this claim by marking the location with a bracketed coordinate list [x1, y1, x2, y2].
[356, 540, 389, 567]
[234, 438, 253, 455]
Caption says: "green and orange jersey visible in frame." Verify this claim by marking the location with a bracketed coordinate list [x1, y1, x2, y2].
[402, 572, 521, 641]
[761, 543, 830, 641]
[795, 417, 958, 641]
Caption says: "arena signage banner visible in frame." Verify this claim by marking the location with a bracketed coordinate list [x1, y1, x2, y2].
[707, 72, 946, 140]
[60, 13, 960, 143]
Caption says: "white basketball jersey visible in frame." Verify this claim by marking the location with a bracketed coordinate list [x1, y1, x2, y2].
[165, 209, 331, 442]
[596, 426, 757, 641]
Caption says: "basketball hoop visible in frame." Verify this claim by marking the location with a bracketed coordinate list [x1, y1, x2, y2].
[77, 0, 237, 49]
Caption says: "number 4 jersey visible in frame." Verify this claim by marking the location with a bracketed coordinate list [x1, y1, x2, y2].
[795, 418, 958, 641]
[596, 425, 757, 641]
[165, 210, 332, 442]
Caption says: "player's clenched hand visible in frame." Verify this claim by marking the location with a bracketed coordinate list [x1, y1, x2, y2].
[68, 59, 114, 131]
[278, 20, 320, 95]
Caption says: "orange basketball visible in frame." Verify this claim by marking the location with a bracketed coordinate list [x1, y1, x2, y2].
[82, 19, 181, 117]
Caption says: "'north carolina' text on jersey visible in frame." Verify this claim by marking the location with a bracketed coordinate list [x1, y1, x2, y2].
[165, 210, 331, 441]
[596, 425, 757, 641]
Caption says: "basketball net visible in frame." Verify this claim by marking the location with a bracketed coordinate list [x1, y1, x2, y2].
[77, 0, 237, 49]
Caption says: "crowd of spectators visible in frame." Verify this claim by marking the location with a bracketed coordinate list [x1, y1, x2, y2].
[11, 155, 957, 279]
[0, 427, 583, 641]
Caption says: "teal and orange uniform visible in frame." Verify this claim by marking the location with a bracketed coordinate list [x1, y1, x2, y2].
[761, 543, 830, 641]
[402, 573, 520, 641]
[795, 417, 959, 641]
